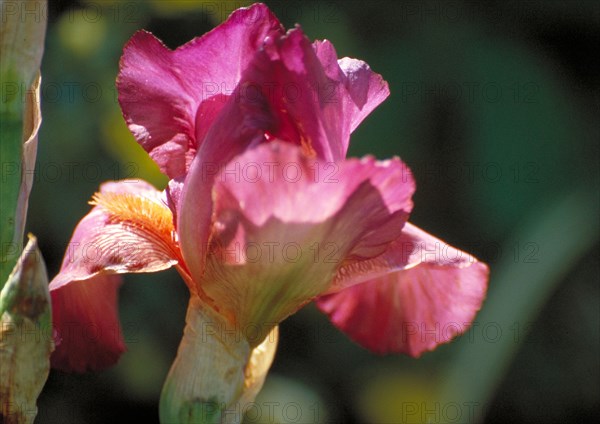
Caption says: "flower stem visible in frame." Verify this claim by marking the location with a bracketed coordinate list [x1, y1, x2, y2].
[159, 297, 278, 424]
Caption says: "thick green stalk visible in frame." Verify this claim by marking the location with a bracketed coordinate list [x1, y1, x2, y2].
[0, 0, 47, 287]
[0, 2, 49, 422]
[160, 297, 278, 424]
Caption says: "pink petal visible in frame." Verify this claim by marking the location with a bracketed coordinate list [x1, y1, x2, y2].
[164, 177, 184, 230]
[313, 40, 390, 153]
[49, 180, 181, 371]
[317, 224, 489, 357]
[49, 180, 179, 291]
[117, 4, 284, 178]
[50, 274, 125, 372]
[176, 77, 274, 284]
[197, 27, 389, 163]
[198, 141, 414, 342]
[256, 28, 346, 161]
[214, 144, 413, 228]
[177, 27, 391, 281]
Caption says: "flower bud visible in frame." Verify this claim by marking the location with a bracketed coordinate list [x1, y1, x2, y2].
[1, 235, 52, 424]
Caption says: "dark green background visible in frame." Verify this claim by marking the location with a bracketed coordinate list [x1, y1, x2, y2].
[24, 1, 599, 423]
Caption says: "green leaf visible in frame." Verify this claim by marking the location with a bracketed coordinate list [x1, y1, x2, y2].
[0, 113, 23, 285]
[436, 187, 599, 422]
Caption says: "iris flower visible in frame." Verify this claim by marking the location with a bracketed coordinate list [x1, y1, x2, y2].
[49, 2, 488, 415]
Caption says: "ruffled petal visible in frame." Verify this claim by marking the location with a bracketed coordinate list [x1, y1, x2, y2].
[189, 27, 389, 164]
[49, 180, 180, 290]
[177, 28, 392, 282]
[198, 141, 414, 344]
[253, 28, 346, 161]
[317, 224, 489, 357]
[313, 40, 390, 153]
[117, 3, 284, 178]
[50, 274, 124, 372]
[49, 180, 183, 371]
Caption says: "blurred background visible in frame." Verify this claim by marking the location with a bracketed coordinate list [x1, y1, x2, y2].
[23, 0, 598, 422]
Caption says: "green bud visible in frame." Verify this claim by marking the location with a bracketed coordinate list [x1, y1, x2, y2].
[0, 235, 52, 424]
[160, 297, 278, 424]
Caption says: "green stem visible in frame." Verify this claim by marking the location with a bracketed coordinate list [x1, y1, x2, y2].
[160, 297, 278, 424]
